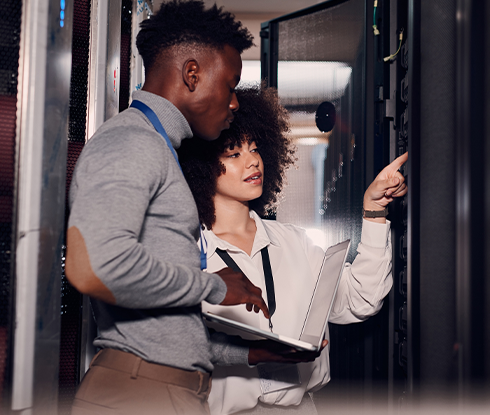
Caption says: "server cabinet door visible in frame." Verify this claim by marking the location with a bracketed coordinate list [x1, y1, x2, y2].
[261, 0, 390, 408]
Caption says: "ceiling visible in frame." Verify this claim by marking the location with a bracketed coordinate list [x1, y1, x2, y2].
[151, 0, 329, 59]
[152, 0, 325, 16]
[201, 0, 325, 15]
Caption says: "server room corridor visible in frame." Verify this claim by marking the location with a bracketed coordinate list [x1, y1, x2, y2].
[0, 0, 489, 414]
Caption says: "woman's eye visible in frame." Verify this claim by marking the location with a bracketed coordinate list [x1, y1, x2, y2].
[228, 152, 240, 158]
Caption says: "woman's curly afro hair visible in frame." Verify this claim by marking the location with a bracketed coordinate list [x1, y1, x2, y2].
[136, 0, 253, 72]
[178, 84, 296, 230]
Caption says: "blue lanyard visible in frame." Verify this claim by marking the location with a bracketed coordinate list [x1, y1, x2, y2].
[130, 99, 207, 270]
[130, 100, 180, 169]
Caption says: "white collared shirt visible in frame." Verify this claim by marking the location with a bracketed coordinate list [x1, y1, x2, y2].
[202, 211, 392, 415]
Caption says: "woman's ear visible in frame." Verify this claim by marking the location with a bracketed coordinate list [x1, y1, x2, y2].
[182, 59, 199, 92]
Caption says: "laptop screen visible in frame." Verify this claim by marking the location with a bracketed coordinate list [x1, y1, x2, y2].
[299, 240, 350, 346]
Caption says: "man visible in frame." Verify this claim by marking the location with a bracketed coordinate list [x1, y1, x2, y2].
[66, 1, 268, 414]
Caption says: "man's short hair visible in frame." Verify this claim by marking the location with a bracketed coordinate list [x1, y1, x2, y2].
[136, 0, 254, 72]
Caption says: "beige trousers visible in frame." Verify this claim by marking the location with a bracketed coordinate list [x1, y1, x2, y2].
[71, 348, 211, 415]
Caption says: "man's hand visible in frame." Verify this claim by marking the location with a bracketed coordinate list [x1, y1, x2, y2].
[216, 267, 270, 319]
[363, 152, 408, 221]
[248, 339, 328, 365]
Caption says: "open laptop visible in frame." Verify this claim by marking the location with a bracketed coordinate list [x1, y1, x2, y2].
[202, 239, 351, 352]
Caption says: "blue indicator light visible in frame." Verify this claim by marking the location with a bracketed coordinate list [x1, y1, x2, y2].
[60, 0, 65, 27]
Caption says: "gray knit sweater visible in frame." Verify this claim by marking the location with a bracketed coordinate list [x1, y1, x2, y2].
[69, 90, 247, 372]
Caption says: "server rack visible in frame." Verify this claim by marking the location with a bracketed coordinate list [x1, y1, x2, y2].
[0, 0, 140, 413]
[260, 0, 393, 407]
[261, 0, 490, 409]
[9, 0, 74, 412]
[374, 0, 412, 407]
[0, 0, 23, 412]
[59, 1, 139, 413]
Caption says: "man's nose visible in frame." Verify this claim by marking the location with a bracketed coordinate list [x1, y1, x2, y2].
[230, 92, 239, 112]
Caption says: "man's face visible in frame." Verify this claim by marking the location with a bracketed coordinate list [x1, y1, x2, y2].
[187, 45, 242, 141]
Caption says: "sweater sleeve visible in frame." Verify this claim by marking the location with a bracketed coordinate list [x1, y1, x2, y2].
[210, 330, 250, 366]
[68, 126, 227, 309]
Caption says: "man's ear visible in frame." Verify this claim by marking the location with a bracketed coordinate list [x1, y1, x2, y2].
[182, 59, 199, 92]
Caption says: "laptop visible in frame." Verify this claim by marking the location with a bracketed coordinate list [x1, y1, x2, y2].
[202, 239, 351, 352]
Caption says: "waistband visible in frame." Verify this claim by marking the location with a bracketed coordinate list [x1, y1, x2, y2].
[91, 348, 211, 394]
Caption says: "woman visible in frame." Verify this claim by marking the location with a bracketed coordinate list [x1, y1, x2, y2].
[178, 85, 407, 415]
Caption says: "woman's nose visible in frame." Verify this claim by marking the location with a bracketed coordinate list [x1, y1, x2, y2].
[246, 152, 260, 167]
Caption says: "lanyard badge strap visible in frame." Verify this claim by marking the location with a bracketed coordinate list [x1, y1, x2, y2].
[215, 247, 276, 332]
[130, 100, 207, 270]
[130, 100, 181, 171]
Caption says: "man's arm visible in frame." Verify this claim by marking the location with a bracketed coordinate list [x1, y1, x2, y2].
[66, 127, 226, 309]
[210, 330, 326, 367]
[66, 237, 269, 316]
[66, 226, 116, 304]
[66, 126, 268, 316]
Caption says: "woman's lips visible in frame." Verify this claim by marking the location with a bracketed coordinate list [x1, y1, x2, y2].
[244, 172, 262, 185]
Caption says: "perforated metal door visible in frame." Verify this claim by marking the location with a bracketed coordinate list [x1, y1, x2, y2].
[58, 1, 133, 413]
[0, 0, 22, 410]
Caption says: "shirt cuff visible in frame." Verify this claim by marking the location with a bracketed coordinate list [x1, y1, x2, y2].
[360, 219, 391, 248]
[205, 273, 228, 305]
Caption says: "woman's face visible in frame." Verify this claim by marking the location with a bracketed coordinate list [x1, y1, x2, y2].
[215, 140, 264, 204]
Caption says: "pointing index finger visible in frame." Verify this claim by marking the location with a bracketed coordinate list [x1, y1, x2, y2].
[258, 299, 270, 319]
[389, 152, 408, 171]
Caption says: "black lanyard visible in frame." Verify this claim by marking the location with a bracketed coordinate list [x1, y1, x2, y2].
[215, 247, 276, 332]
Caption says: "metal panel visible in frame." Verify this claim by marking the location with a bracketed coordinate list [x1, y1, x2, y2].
[0, 0, 22, 410]
[81, 0, 135, 386]
[105, 0, 121, 120]
[13, 0, 73, 412]
[130, 0, 153, 94]
[378, 0, 411, 408]
[119, 0, 133, 111]
[87, 0, 125, 137]
[417, 0, 458, 395]
[86, 0, 108, 140]
[407, 0, 421, 401]
[79, 0, 108, 382]
[455, 0, 489, 399]
[59, 3, 92, 410]
[486, 0, 490, 390]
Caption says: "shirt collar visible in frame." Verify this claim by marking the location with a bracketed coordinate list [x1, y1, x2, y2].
[201, 210, 281, 259]
[131, 90, 193, 150]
